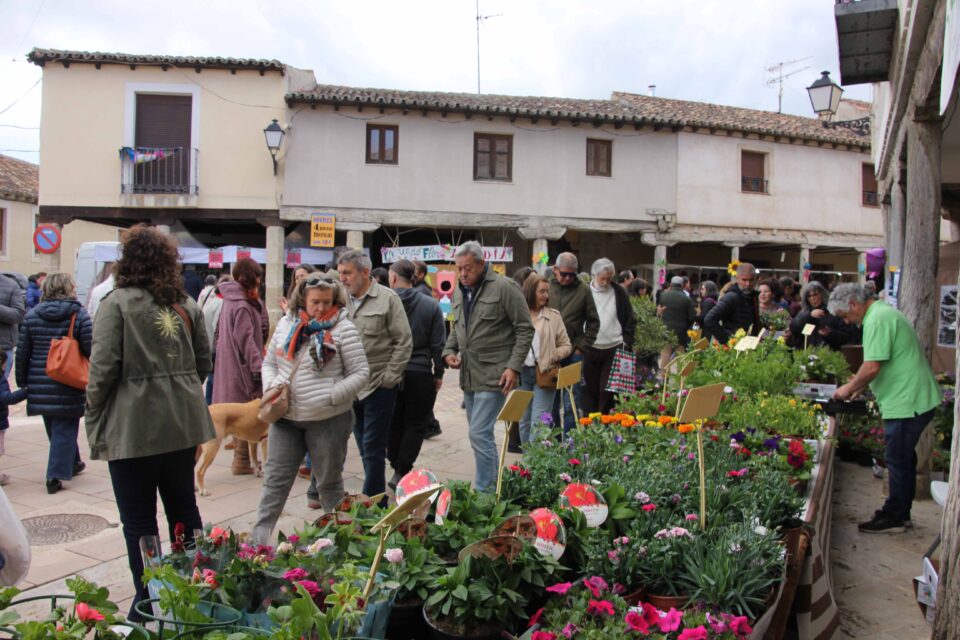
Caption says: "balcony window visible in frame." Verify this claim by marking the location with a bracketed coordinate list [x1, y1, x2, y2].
[862, 162, 879, 207]
[124, 94, 196, 194]
[741, 150, 768, 194]
[366, 124, 398, 164]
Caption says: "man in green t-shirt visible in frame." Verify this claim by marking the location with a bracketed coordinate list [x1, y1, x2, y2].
[829, 284, 940, 534]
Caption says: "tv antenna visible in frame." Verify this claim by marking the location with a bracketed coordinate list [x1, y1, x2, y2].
[476, 0, 503, 94]
[765, 57, 811, 113]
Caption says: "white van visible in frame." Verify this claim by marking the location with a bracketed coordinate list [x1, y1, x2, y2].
[74, 241, 120, 308]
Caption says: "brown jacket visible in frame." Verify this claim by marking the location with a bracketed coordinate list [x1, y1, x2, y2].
[532, 307, 573, 372]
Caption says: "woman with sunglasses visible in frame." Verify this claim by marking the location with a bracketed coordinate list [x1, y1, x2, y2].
[252, 274, 369, 543]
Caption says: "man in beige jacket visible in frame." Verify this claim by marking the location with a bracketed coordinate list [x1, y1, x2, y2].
[338, 250, 412, 498]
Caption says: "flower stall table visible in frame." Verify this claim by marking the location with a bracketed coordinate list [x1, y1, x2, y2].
[767, 417, 840, 640]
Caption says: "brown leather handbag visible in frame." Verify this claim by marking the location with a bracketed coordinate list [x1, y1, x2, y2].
[258, 351, 305, 424]
[45, 312, 89, 390]
[535, 362, 559, 389]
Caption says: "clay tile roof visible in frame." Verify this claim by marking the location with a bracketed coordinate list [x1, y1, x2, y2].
[0, 154, 39, 204]
[27, 48, 285, 74]
[286, 83, 870, 148]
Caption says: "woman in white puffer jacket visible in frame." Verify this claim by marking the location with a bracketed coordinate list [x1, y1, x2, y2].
[252, 274, 368, 543]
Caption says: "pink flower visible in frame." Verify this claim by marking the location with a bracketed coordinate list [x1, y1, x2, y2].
[584, 575, 609, 598]
[657, 608, 683, 632]
[384, 548, 404, 564]
[685, 514, 699, 521]
[283, 567, 308, 582]
[687, 453, 696, 460]
[75, 602, 105, 623]
[201, 569, 219, 588]
[528, 607, 545, 628]
[298, 580, 321, 598]
[642, 504, 657, 512]
[559, 473, 572, 483]
[286, 535, 299, 544]
[546, 582, 573, 594]
[624, 610, 650, 633]
[568, 458, 581, 466]
[641, 602, 660, 626]
[531, 632, 557, 640]
[706, 613, 728, 634]
[607, 549, 619, 562]
[587, 599, 615, 616]
[727, 615, 753, 638]
[678, 626, 708, 640]
[561, 623, 578, 638]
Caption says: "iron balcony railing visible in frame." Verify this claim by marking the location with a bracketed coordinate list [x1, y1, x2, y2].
[862, 190, 879, 206]
[120, 146, 198, 195]
[741, 177, 769, 194]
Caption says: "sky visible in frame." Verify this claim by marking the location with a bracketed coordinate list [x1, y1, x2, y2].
[0, 0, 871, 164]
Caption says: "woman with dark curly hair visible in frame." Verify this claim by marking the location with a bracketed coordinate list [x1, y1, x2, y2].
[213, 257, 269, 474]
[84, 224, 215, 620]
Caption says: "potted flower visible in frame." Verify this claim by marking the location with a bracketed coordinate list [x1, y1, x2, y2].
[634, 525, 695, 610]
[378, 537, 444, 639]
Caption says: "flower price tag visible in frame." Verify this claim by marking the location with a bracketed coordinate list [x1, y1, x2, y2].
[530, 508, 566, 560]
[434, 489, 452, 525]
[395, 469, 441, 507]
[734, 336, 761, 352]
[802, 323, 816, 336]
[560, 483, 608, 527]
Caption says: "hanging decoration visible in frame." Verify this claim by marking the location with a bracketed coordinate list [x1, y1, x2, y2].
[532, 251, 549, 267]
[727, 259, 741, 277]
[121, 147, 175, 164]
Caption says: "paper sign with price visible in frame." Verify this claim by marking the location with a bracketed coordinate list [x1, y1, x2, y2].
[310, 214, 336, 248]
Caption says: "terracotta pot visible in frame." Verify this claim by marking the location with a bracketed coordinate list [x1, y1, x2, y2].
[623, 587, 646, 606]
[421, 605, 504, 640]
[645, 592, 689, 611]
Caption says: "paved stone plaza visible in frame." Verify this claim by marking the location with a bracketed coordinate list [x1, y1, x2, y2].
[0, 369, 942, 638]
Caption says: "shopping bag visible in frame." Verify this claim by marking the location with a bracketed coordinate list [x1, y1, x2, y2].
[605, 347, 637, 394]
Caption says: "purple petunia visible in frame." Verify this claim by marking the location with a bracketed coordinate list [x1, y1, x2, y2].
[763, 437, 781, 451]
[730, 432, 746, 442]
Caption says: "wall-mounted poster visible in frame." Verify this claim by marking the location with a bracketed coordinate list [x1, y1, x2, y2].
[938, 285, 958, 348]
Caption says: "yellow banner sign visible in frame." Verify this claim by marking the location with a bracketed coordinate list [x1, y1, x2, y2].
[310, 214, 336, 248]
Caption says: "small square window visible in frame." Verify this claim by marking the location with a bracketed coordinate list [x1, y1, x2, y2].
[586, 139, 612, 177]
[366, 124, 398, 164]
[474, 133, 512, 181]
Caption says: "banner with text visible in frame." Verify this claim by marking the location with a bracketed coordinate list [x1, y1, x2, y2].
[380, 244, 513, 264]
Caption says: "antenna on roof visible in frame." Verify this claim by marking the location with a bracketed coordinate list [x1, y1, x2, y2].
[476, 0, 503, 94]
[765, 57, 811, 113]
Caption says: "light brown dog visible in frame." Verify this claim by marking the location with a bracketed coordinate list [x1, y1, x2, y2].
[196, 399, 270, 496]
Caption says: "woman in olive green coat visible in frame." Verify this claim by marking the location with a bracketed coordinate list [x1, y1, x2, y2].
[85, 225, 215, 621]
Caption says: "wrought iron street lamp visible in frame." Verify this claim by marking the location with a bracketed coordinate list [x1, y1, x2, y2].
[263, 119, 285, 175]
[806, 71, 870, 136]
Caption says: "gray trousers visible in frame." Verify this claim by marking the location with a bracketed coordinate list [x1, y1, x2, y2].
[252, 410, 353, 544]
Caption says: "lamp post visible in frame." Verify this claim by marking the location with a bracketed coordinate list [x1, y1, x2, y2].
[805, 71, 870, 136]
[263, 119, 285, 175]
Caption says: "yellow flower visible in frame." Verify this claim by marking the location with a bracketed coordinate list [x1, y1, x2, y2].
[588, 412, 602, 419]
[788, 399, 797, 407]
[636, 414, 652, 422]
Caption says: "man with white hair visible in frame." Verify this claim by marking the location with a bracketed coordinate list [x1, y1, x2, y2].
[337, 250, 412, 502]
[548, 252, 600, 431]
[584, 258, 636, 414]
[703, 262, 760, 343]
[443, 241, 533, 492]
[830, 283, 940, 533]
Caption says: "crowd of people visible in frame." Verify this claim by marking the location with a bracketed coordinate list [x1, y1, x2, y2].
[0, 229, 891, 615]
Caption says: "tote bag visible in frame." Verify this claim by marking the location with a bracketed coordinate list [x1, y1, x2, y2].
[604, 347, 637, 395]
[45, 312, 88, 390]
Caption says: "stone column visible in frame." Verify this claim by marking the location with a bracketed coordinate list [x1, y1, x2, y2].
[532, 238, 548, 272]
[518, 225, 567, 275]
[886, 165, 907, 271]
[799, 245, 815, 285]
[857, 250, 868, 284]
[264, 224, 285, 329]
[653, 244, 668, 297]
[336, 222, 380, 253]
[729, 245, 740, 263]
[346, 230, 364, 251]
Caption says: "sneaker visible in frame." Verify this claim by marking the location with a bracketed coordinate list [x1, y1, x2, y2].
[858, 510, 905, 534]
[73, 461, 86, 476]
[873, 508, 912, 529]
[46, 478, 63, 494]
[307, 497, 322, 509]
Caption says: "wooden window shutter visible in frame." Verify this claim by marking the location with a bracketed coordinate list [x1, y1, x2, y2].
[135, 95, 191, 148]
[741, 151, 764, 179]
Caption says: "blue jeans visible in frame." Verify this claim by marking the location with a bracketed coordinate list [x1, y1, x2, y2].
[518, 366, 558, 443]
[551, 352, 583, 435]
[204, 374, 214, 405]
[42, 415, 80, 481]
[464, 390, 506, 493]
[882, 408, 935, 521]
[3, 350, 12, 380]
[352, 386, 398, 498]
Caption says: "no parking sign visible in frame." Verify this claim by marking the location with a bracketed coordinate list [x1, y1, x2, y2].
[33, 225, 61, 254]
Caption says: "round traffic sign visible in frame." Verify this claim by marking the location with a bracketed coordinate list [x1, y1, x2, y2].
[33, 225, 62, 255]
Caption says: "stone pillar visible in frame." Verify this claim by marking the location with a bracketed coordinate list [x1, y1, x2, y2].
[798, 246, 813, 285]
[346, 230, 364, 250]
[729, 245, 740, 263]
[886, 166, 907, 271]
[518, 225, 567, 275]
[857, 250, 868, 285]
[532, 238, 548, 274]
[264, 224, 285, 329]
[652, 244, 668, 297]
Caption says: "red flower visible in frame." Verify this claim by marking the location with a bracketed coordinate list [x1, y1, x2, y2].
[568, 458, 581, 466]
[531, 632, 557, 640]
[587, 599, 615, 616]
[75, 603, 105, 623]
[678, 626, 709, 640]
[509, 464, 531, 478]
[625, 610, 650, 633]
[642, 503, 657, 512]
[584, 576, 609, 598]
[641, 602, 659, 626]
[528, 607, 545, 628]
[546, 582, 573, 594]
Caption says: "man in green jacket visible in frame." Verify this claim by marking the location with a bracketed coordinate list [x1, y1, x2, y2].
[548, 252, 600, 432]
[443, 241, 534, 492]
[338, 250, 412, 500]
[830, 283, 941, 533]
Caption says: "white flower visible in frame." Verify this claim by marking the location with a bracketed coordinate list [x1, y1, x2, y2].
[730, 543, 742, 554]
[384, 548, 404, 564]
[307, 538, 334, 554]
[723, 386, 734, 394]
[590, 479, 601, 486]
[276, 542, 294, 554]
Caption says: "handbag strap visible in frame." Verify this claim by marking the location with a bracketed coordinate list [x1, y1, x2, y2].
[172, 303, 193, 337]
[66, 312, 77, 339]
[282, 348, 306, 385]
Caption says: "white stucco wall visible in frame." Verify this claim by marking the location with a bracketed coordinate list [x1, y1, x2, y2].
[281, 106, 678, 223]
[676, 132, 882, 236]
[38, 63, 288, 211]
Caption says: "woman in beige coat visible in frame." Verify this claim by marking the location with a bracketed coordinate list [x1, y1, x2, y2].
[518, 274, 573, 444]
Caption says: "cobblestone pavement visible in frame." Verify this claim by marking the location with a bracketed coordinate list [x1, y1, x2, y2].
[0, 373, 942, 636]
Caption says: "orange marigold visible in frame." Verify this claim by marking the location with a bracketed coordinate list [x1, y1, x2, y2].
[677, 423, 695, 434]
[657, 415, 675, 425]
[600, 415, 615, 425]
[620, 417, 636, 428]
[579, 417, 593, 426]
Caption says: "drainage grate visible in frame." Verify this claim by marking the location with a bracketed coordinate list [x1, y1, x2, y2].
[22, 513, 111, 546]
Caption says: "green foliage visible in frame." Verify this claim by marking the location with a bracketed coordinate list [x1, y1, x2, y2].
[722, 394, 825, 439]
[424, 555, 529, 633]
[795, 346, 852, 384]
[686, 338, 802, 397]
[631, 296, 677, 356]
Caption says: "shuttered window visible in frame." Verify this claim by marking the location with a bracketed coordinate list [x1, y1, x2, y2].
[474, 133, 512, 181]
[134, 94, 192, 192]
[862, 163, 879, 206]
[366, 125, 399, 164]
[586, 139, 612, 176]
[741, 150, 767, 193]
